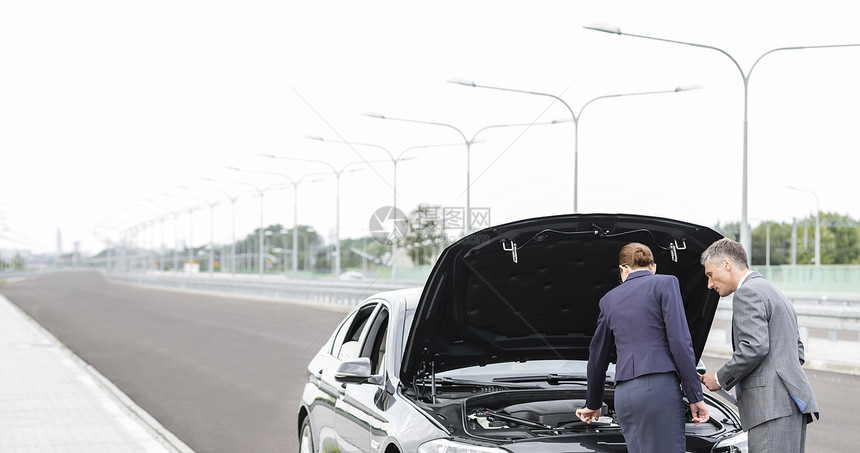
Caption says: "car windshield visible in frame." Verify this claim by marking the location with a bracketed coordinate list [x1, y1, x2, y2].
[437, 360, 616, 383]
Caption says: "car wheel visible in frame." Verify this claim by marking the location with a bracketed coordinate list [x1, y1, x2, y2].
[299, 417, 314, 453]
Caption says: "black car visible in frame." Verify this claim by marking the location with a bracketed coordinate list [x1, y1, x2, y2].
[298, 214, 748, 452]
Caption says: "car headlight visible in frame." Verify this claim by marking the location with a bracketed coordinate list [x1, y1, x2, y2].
[417, 438, 508, 453]
[712, 431, 749, 453]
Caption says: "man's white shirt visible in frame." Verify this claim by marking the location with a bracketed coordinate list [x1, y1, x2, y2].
[714, 270, 754, 389]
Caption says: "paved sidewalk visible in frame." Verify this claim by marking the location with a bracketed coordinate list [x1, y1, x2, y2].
[0, 293, 194, 453]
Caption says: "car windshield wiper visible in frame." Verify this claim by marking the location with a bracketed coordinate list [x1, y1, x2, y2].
[493, 373, 612, 385]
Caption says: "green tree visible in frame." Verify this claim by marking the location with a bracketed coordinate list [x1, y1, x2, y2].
[340, 236, 389, 271]
[403, 204, 452, 265]
[820, 213, 860, 264]
[749, 213, 860, 265]
[751, 221, 794, 266]
[240, 224, 323, 271]
[712, 221, 740, 242]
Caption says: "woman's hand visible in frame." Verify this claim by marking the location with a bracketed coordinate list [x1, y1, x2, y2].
[575, 407, 601, 424]
[689, 400, 709, 426]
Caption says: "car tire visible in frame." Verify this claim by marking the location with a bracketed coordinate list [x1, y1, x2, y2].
[299, 417, 314, 453]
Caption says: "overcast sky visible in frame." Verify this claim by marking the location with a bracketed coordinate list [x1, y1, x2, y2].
[2, 1, 859, 255]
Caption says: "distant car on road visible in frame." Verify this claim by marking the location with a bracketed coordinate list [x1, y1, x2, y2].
[339, 271, 365, 281]
[298, 214, 747, 453]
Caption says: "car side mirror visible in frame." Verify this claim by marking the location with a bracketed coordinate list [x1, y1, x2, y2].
[696, 359, 707, 376]
[335, 358, 373, 384]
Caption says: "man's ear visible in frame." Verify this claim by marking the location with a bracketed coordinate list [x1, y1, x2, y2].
[722, 257, 732, 271]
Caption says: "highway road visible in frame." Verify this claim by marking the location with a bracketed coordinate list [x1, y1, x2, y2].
[1, 270, 347, 453]
[1, 270, 856, 452]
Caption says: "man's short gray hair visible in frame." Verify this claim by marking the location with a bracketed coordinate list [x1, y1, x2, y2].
[700, 238, 750, 270]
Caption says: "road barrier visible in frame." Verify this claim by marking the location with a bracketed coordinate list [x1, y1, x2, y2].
[106, 271, 860, 342]
[714, 297, 860, 342]
[106, 271, 418, 308]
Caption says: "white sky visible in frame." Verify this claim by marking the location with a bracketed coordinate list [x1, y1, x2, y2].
[2, 1, 860, 255]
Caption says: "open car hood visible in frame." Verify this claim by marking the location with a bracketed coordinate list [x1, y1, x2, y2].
[401, 213, 724, 384]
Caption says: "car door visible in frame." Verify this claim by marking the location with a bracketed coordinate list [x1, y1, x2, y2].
[308, 302, 377, 453]
[335, 302, 390, 452]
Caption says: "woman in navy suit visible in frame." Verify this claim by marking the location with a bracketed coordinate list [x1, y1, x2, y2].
[576, 242, 709, 453]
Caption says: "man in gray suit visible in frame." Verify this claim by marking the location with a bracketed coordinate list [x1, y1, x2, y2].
[700, 238, 819, 452]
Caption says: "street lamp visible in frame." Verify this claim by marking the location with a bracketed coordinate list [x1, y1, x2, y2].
[447, 78, 700, 213]
[787, 185, 821, 267]
[94, 222, 127, 272]
[259, 154, 366, 278]
[228, 167, 323, 275]
[129, 200, 185, 272]
[132, 200, 188, 271]
[362, 113, 569, 233]
[303, 137, 462, 281]
[125, 202, 170, 271]
[193, 183, 257, 276]
[159, 193, 203, 272]
[585, 22, 860, 263]
[209, 173, 288, 276]
[177, 187, 222, 276]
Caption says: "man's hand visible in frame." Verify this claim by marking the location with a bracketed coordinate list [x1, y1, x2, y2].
[700, 372, 721, 391]
[575, 407, 601, 424]
[689, 401, 709, 426]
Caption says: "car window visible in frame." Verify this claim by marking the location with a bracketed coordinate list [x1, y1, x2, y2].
[329, 311, 357, 356]
[361, 308, 389, 375]
[331, 303, 377, 360]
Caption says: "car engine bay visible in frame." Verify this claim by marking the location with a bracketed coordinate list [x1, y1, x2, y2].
[410, 385, 738, 441]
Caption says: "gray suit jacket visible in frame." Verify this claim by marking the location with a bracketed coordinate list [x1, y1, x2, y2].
[718, 272, 819, 431]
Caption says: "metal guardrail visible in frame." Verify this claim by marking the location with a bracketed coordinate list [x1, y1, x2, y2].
[106, 271, 860, 342]
[714, 298, 860, 342]
[106, 272, 419, 309]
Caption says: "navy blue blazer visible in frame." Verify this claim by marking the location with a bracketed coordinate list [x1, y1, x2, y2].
[586, 270, 704, 409]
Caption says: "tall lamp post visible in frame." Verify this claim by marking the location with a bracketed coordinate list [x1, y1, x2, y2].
[229, 167, 323, 275]
[158, 194, 200, 272]
[193, 183, 256, 276]
[208, 174, 286, 276]
[303, 137, 462, 281]
[126, 203, 169, 271]
[362, 113, 569, 234]
[787, 185, 821, 267]
[94, 222, 126, 272]
[259, 154, 366, 278]
[585, 23, 860, 262]
[447, 78, 700, 213]
[132, 200, 186, 272]
[177, 187, 221, 275]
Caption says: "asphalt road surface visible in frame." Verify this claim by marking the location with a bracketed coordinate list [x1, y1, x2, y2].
[2, 271, 856, 452]
[1, 270, 347, 453]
